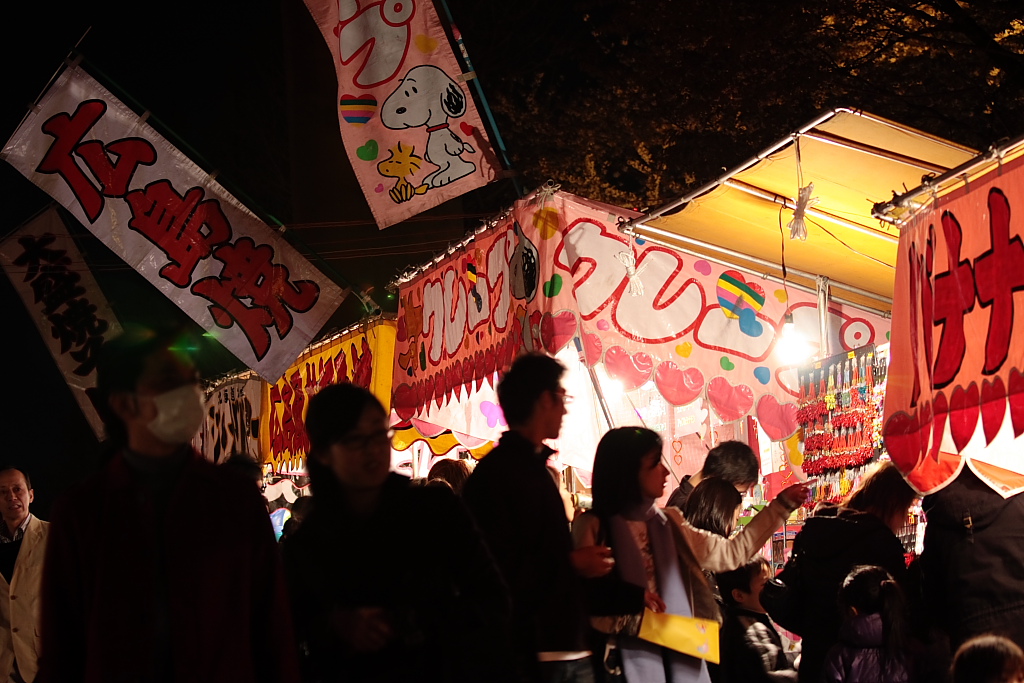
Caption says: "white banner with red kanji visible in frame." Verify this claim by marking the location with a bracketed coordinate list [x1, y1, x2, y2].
[303, 0, 501, 228]
[2, 66, 346, 382]
[0, 208, 122, 437]
[883, 153, 1024, 497]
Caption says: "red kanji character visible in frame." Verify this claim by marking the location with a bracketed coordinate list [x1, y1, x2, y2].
[125, 181, 232, 287]
[974, 189, 1024, 375]
[191, 238, 320, 360]
[36, 100, 156, 222]
[908, 243, 923, 407]
[932, 211, 976, 389]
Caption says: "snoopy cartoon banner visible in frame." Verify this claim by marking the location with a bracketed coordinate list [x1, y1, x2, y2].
[2, 66, 347, 383]
[393, 189, 891, 459]
[883, 154, 1024, 498]
[303, 0, 501, 229]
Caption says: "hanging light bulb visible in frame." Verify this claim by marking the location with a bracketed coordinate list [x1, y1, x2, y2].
[777, 312, 814, 365]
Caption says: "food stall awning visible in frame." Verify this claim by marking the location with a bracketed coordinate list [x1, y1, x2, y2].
[628, 108, 978, 313]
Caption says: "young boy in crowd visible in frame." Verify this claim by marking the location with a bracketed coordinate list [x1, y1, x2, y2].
[716, 555, 799, 682]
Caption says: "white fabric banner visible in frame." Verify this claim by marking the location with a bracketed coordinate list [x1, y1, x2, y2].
[0, 208, 122, 437]
[195, 376, 263, 465]
[2, 66, 346, 382]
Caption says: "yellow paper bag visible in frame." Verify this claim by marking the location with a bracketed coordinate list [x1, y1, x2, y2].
[637, 608, 720, 664]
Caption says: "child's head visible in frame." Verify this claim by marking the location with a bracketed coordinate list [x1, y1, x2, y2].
[952, 635, 1024, 683]
[837, 565, 908, 658]
[716, 555, 771, 613]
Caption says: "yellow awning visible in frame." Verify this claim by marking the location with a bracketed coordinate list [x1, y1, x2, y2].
[630, 109, 978, 313]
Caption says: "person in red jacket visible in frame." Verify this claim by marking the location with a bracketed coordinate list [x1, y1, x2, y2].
[38, 326, 300, 683]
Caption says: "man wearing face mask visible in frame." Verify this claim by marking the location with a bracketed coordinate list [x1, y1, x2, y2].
[38, 326, 299, 683]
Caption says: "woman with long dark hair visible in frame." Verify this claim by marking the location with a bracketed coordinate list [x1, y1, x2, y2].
[282, 383, 512, 683]
[573, 428, 808, 683]
[764, 461, 918, 683]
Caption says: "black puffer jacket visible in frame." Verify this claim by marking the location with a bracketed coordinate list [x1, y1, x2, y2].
[921, 466, 1024, 650]
[767, 508, 907, 683]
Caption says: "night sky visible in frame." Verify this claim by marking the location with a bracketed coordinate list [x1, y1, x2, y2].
[1, 0, 518, 512]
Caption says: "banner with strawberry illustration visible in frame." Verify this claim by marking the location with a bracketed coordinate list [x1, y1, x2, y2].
[883, 154, 1024, 497]
[303, 0, 501, 228]
[393, 189, 890, 471]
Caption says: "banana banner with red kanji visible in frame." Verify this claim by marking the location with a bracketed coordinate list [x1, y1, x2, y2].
[2, 66, 346, 382]
[393, 189, 890, 472]
[883, 154, 1024, 497]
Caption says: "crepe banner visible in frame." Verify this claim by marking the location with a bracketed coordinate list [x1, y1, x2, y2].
[303, 0, 500, 228]
[262, 319, 396, 473]
[393, 190, 892, 469]
[2, 66, 346, 382]
[0, 208, 122, 437]
[194, 376, 263, 465]
[883, 154, 1024, 497]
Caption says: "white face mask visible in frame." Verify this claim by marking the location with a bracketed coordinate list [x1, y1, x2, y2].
[146, 384, 206, 445]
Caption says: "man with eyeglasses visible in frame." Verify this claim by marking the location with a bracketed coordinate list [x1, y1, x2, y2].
[464, 353, 613, 683]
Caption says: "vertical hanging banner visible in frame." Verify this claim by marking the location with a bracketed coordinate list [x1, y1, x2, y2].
[303, 0, 500, 228]
[883, 154, 1024, 497]
[0, 208, 122, 437]
[2, 66, 346, 382]
[195, 375, 264, 465]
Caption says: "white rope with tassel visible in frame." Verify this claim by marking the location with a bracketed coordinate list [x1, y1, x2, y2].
[616, 251, 646, 297]
[787, 182, 818, 241]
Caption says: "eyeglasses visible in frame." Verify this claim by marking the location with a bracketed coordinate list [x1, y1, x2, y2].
[553, 391, 574, 405]
[338, 428, 396, 451]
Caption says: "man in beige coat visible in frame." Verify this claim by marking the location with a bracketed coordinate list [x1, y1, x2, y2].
[0, 468, 47, 683]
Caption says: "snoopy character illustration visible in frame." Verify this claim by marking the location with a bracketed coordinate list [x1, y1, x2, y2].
[381, 65, 477, 189]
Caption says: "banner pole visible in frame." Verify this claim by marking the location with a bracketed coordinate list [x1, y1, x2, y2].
[433, 0, 524, 198]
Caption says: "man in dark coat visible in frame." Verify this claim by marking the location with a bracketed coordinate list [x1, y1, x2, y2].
[921, 466, 1024, 651]
[39, 327, 299, 683]
[462, 353, 613, 683]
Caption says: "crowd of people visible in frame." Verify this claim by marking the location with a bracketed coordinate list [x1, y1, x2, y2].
[2, 328, 1023, 683]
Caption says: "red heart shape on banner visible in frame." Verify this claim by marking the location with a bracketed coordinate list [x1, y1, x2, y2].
[884, 410, 924, 472]
[930, 392, 948, 462]
[393, 383, 419, 421]
[756, 394, 799, 441]
[604, 346, 653, 392]
[981, 377, 1007, 445]
[583, 333, 602, 367]
[948, 383, 980, 453]
[541, 311, 578, 354]
[460, 122, 475, 136]
[707, 376, 754, 423]
[1009, 368, 1024, 437]
[654, 361, 704, 406]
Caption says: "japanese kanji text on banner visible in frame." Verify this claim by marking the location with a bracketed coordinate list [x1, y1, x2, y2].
[883, 153, 1024, 497]
[303, 0, 500, 228]
[0, 208, 122, 437]
[2, 66, 346, 382]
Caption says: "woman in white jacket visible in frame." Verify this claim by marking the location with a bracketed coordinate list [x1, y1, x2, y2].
[573, 427, 808, 683]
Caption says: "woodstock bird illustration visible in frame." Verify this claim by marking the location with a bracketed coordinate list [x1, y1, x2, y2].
[377, 142, 429, 203]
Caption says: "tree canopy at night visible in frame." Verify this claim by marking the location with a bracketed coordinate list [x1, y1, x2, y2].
[448, 0, 1024, 207]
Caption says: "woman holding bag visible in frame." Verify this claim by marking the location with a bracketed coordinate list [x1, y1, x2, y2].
[573, 428, 808, 683]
